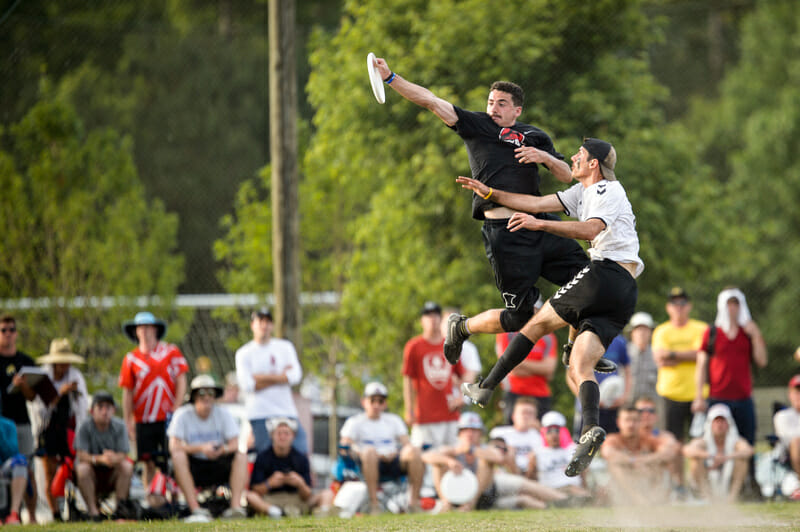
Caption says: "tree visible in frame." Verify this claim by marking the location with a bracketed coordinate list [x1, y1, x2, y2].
[0, 88, 184, 378]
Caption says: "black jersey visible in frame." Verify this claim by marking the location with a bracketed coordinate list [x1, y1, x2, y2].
[450, 106, 564, 220]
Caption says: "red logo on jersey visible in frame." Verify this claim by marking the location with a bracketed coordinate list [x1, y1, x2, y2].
[499, 128, 525, 147]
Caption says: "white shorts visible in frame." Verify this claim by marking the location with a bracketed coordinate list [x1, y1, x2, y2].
[410, 421, 458, 448]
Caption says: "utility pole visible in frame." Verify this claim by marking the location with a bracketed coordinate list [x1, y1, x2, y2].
[268, 0, 301, 348]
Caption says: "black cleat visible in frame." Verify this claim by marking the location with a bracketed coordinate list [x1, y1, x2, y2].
[565, 425, 606, 477]
[461, 379, 493, 408]
[444, 314, 469, 365]
[562, 343, 618, 374]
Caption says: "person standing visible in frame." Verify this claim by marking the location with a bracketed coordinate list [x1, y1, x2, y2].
[403, 301, 465, 448]
[692, 288, 767, 446]
[459, 138, 644, 477]
[651, 288, 707, 442]
[627, 312, 658, 405]
[235, 307, 306, 454]
[372, 57, 592, 367]
[119, 311, 189, 489]
[0, 314, 38, 522]
[495, 297, 557, 423]
[774, 375, 800, 481]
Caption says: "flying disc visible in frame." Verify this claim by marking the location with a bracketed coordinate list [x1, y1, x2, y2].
[440, 469, 478, 505]
[366, 52, 385, 104]
[598, 374, 625, 408]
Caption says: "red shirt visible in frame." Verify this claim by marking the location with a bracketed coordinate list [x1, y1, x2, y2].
[119, 341, 189, 423]
[402, 336, 463, 425]
[496, 332, 556, 397]
[701, 327, 753, 400]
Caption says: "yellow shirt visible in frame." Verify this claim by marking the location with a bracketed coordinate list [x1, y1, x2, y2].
[652, 318, 708, 402]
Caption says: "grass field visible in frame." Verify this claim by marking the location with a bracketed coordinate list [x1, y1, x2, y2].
[29, 501, 800, 531]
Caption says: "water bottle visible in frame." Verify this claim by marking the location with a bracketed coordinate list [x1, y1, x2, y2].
[689, 411, 706, 438]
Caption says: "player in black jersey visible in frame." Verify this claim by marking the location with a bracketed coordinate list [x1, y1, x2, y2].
[373, 56, 614, 374]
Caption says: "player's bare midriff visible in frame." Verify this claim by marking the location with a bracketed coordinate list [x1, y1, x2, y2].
[483, 206, 519, 219]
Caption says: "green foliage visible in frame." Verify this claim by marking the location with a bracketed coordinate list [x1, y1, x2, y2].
[0, 91, 184, 386]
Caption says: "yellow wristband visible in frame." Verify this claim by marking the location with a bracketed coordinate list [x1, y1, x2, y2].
[482, 187, 493, 200]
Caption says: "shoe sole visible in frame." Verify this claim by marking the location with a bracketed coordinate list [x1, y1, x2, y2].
[460, 382, 491, 408]
[565, 428, 606, 477]
[563, 356, 618, 374]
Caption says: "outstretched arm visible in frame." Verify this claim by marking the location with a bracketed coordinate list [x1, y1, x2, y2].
[456, 175, 563, 213]
[374, 57, 458, 126]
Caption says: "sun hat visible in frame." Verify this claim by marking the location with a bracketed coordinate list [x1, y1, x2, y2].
[189, 374, 223, 403]
[122, 311, 167, 343]
[38, 338, 85, 365]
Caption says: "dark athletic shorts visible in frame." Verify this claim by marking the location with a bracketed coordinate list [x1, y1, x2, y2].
[136, 421, 168, 469]
[355, 454, 405, 480]
[550, 259, 637, 349]
[189, 455, 234, 488]
[481, 217, 588, 315]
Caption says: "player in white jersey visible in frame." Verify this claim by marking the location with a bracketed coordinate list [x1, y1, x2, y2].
[459, 138, 643, 477]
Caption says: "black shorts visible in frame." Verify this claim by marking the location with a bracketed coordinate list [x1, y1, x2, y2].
[550, 260, 637, 349]
[482, 218, 588, 314]
[355, 454, 404, 480]
[662, 397, 692, 442]
[136, 421, 167, 468]
[189, 455, 233, 489]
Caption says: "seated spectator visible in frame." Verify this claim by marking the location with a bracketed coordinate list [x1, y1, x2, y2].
[774, 375, 800, 483]
[423, 412, 504, 512]
[488, 398, 544, 479]
[683, 403, 753, 503]
[530, 411, 591, 498]
[601, 406, 674, 505]
[339, 382, 423, 514]
[634, 395, 683, 495]
[168, 375, 248, 523]
[74, 391, 135, 521]
[0, 415, 30, 525]
[246, 417, 332, 518]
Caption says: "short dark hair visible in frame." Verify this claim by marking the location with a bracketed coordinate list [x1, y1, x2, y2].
[490, 81, 524, 107]
[0, 315, 14, 325]
[618, 405, 640, 417]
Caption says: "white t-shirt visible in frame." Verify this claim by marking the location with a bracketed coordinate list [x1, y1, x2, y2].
[774, 407, 800, 447]
[536, 445, 580, 489]
[340, 412, 408, 456]
[167, 404, 240, 459]
[235, 338, 302, 420]
[459, 340, 481, 373]
[489, 425, 544, 473]
[557, 180, 644, 277]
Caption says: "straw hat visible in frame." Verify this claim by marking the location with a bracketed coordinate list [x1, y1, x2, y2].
[38, 338, 85, 365]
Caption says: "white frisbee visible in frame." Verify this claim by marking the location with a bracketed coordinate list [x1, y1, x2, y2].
[440, 469, 478, 505]
[366, 52, 385, 104]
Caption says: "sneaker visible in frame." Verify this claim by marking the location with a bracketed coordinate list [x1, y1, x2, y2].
[461, 379, 493, 408]
[562, 342, 618, 374]
[183, 507, 213, 523]
[5, 511, 21, 525]
[565, 425, 606, 477]
[444, 314, 469, 365]
[221, 507, 247, 520]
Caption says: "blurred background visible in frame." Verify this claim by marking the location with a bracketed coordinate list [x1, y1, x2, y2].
[1, 0, 799, 429]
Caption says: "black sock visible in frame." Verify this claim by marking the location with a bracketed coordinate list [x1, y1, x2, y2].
[482, 333, 534, 389]
[579, 381, 600, 434]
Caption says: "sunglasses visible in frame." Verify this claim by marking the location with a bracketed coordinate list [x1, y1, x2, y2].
[195, 389, 216, 398]
[637, 408, 656, 414]
[545, 426, 562, 433]
[369, 396, 386, 404]
[494, 445, 508, 453]
[0, 327, 16, 333]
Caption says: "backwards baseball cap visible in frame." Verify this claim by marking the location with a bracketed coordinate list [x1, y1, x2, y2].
[251, 307, 273, 320]
[789, 375, 800, 389]
[91, 390, 116, 409]
[421, 301, 442, 316]
[457, 411, 484, 431]
[582, 138, 617, 181]
[541, 411, 567, 428]
[266, 417, 298, 434]
[364, 381, 388, 397]
[668, 286, 690, 301]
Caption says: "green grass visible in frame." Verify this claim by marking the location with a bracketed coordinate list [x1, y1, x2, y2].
[31, 501, 800, 531]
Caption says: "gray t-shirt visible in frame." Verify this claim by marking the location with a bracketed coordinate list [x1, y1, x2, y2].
[74, 417, 130, 457]
[167, 404, 239, 460]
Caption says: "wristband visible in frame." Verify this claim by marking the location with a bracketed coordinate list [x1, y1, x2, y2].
[383, 71, 397, 84]
[481, 187, 493, 200]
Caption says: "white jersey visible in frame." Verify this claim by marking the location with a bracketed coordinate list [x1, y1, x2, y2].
[489, 425, 544, 473]
[536, 445, 581, 489]
[774, 407, 800, 448]
[557, 180, 644, 278]
[459, 340, 482, 373]
[340, 412, 408, 456]
[235, 338, 302, 420]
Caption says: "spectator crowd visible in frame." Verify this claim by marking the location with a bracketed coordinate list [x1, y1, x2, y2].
[0, 288, 798, 524]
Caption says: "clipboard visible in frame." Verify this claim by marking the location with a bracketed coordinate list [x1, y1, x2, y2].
[6, 367, 59, 404]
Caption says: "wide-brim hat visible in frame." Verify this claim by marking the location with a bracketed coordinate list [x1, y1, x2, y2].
[189, 374, 223, 402]
[38, 338, 85, 365]
[123, 311, 167, 343]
